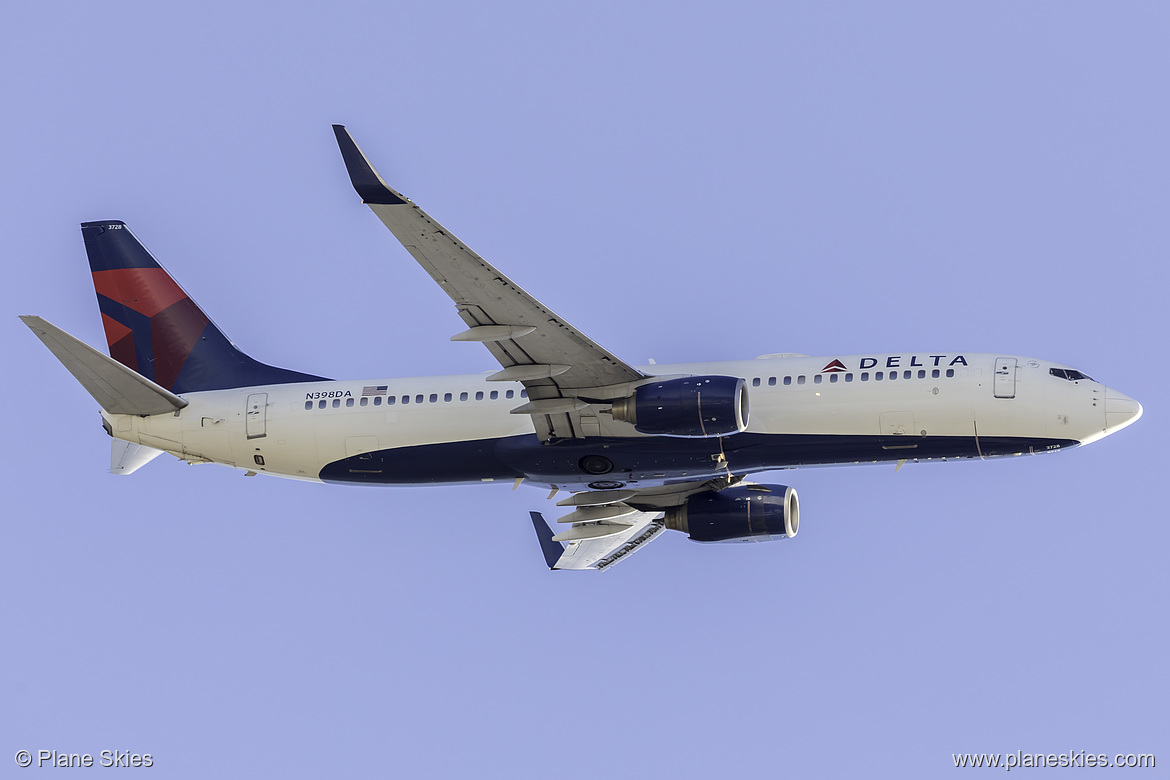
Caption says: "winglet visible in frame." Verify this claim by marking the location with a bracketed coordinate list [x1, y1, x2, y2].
[529, 512, 565, 571]
[331, 125, 407, 205]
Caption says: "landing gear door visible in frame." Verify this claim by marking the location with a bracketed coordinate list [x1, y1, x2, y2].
[246, 392, 268, 439]
[993, 357, 1017, 399]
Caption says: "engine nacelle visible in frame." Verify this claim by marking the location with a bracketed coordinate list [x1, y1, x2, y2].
[664, 484, 799, 542]
[610, 375, 748, 437]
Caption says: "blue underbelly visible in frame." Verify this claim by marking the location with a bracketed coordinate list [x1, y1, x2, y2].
[318, 433, 1079, 488]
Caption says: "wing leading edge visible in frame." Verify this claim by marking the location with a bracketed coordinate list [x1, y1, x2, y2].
[332, 125, 644, 441]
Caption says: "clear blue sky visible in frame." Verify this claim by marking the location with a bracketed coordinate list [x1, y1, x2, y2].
[2, 2, 1165, 777]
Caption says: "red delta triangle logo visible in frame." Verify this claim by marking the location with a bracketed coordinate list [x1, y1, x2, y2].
[821, 359, 847, 373]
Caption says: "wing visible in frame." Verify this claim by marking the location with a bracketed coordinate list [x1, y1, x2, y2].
[528, 476, 743, 571]
[333, 125, 644, 441]
[531, 510, 665, 571]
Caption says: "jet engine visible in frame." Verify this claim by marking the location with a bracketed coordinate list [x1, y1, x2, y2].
[664, 484, 799, 542]
[609, 376, 748, 437]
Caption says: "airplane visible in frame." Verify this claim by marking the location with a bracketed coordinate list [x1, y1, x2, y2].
[21, 125, 1143, 571]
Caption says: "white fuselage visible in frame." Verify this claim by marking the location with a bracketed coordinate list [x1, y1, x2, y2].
[101, 352, 1136, 490]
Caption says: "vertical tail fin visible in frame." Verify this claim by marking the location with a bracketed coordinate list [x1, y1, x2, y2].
[82, 221, 326, 393]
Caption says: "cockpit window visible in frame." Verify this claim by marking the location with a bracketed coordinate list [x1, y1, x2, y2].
[1050, 368, 1094, 382]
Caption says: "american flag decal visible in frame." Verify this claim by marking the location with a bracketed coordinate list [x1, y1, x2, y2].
[362, 385, 388, 396]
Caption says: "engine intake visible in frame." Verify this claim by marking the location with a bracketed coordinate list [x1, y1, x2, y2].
[610, 375, 748, 437]
[664, 484, 799, 542]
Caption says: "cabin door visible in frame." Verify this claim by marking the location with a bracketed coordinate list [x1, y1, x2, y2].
[246, 393, 268, 439]
[993, 358, 1017, 399]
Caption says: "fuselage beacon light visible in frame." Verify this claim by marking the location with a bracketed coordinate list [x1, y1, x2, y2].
[21, 126, 1143, 571]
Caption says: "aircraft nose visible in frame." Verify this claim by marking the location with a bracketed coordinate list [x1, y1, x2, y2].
[1105, 388, 1143, 434]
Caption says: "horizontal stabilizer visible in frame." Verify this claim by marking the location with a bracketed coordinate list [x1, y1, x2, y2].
[21, 315, 187, 416]
[111, 440, 164, 475]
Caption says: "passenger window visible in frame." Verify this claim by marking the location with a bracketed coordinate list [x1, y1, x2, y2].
[521, 389, 528, 398]
[814, 375, 823, 384]
[797, 376, 806, 385]
[444, 393, 452, 402]
[386, 395, 395, 405]
[932, 369, 940, 378]
[332, 399, 340, 408]
[304, 400, 313, 410]
[752, 377, 761, 387]
[946, 369, 955, 378]
[890, 372, 898, 381]
[416, 394, 425, 404]
[784, 376, 792, 386]
[346, 398, 354, 407]
[768, 377, 776, 386]
[402, 395, 409, 404]
[506, 389, 515, 399]
[318, 400, 326, 409]
[845, 373, 853, 382]
[875, 371, 883, 380]
[490, 390, 498, 400]
[917, 370, 926, 379]
[829, 374, 838, 383]
[374, 396, 382, 406]
[460, 392, 468, 401]
[475, 391, 484, 400]
[904, 370, 912, 379]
